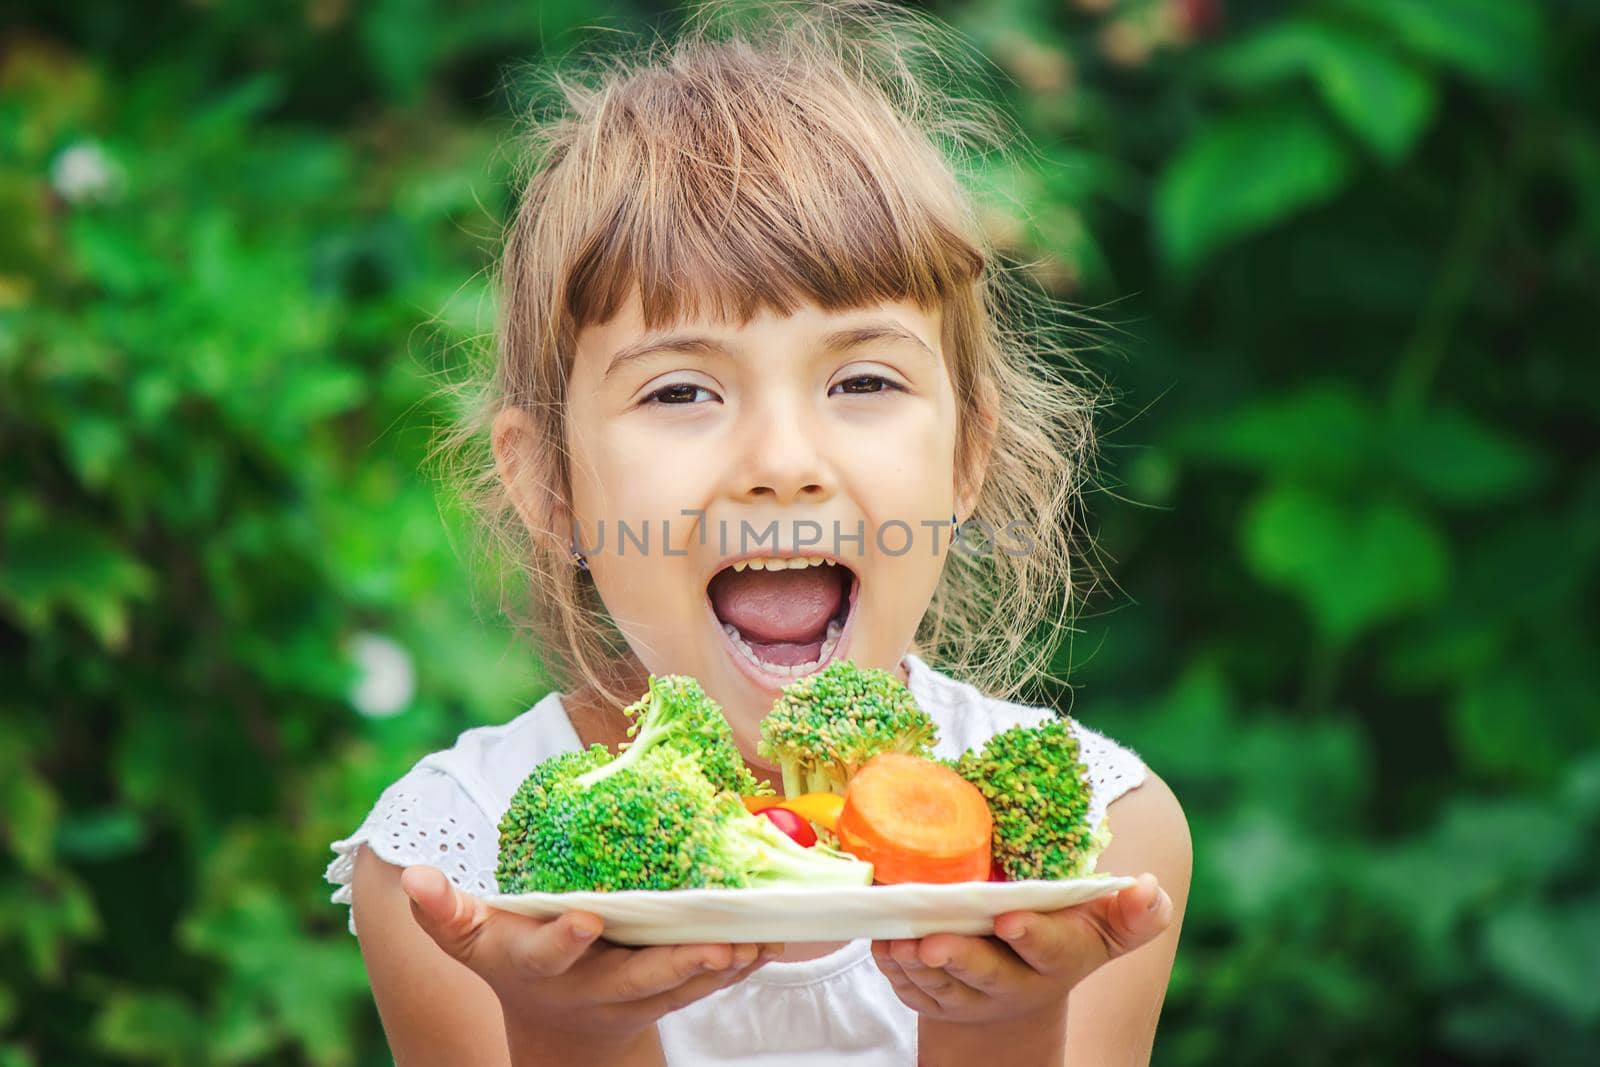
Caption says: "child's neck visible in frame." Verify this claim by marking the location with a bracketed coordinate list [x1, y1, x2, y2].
[560, 685, 636, 753]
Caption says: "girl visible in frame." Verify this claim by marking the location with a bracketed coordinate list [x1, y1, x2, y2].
[325, 2, 1190, 1064]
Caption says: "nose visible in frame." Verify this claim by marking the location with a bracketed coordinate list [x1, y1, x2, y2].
[733, 391, 832, 507]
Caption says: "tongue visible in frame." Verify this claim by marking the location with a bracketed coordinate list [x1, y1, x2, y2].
[708, 565, 845, 643]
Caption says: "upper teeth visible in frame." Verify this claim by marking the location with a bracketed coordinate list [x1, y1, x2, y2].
[731, 557, 835, 571]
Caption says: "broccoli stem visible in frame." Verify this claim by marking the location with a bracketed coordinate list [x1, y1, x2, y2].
[574, 696, 684, 788]
[780, 761, 807, 799]
[806, 766, 841, 795]
[737, 819, 873, 887]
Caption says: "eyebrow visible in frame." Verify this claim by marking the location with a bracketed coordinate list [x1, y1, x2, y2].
[602, 319, 936, 381]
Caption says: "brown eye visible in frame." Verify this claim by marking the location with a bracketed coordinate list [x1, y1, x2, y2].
[645, 383, 715, 405]
[830, 375, 896, 395]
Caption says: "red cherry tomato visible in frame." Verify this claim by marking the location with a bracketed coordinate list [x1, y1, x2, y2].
[757, 806, 817, 847]
[988, 860, 1008, 882]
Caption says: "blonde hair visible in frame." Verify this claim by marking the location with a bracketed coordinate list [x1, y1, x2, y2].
[446, 0, 1104, 711]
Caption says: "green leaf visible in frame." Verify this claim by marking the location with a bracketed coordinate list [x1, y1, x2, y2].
[180, 888, 369, 1064]
[1566, 754, 1600, 822]
[1450, 642, 1600, 787]
[1334, 0, 1545, 94]
[1360, 797, 1583, 950]
[1389, 407, 1545, 506]
[0, 501, 154, 649]
[1305, 32, 1435, 163]
[0, 875, 101, 981]
[1241, 484, 1449, 642]
[60, 412, 127, 491]
[54, 807, 148, 862]
[207, 982, 278, 1064]
[0, 767, 59, 873]
[1208, 807, 1323, 922]
[190, 73, 286, 142]
[1155, 104, 1354, 273]
[1384, 616, 1502, 687]
[1121, 659, 1235, 784]
[1482, 900, 1600, 1024]
[1212, 19, 1437, 163]
[91, 989, 208, 1063]
[1175, 385, 1377, 485]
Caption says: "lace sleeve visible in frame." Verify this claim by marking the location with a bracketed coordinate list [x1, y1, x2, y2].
[323, 765, 501, 938]
[1074, 720, 1149, 834]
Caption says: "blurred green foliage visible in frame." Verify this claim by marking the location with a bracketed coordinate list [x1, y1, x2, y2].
[1, 0, 1596, 1064]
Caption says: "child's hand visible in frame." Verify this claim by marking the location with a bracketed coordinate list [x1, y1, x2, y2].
[870, 873, 1173, 1025]
[400, 866, 781, 1051]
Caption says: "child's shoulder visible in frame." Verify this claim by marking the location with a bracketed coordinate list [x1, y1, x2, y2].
[906, 653, 1150, 827]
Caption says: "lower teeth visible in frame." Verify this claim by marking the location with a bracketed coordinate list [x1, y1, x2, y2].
[722, 619, 843, 678]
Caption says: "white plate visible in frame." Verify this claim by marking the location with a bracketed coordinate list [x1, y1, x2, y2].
[482, 875, 1137, 945]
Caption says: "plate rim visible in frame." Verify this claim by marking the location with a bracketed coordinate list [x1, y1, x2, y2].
[482, 873, 1138, 910]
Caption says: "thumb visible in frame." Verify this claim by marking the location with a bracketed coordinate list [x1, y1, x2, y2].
[401, 865, 485, 956]
[1111, 873, 1173, 949]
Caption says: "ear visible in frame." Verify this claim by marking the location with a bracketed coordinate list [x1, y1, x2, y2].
[954, 377, 999, 521]
[491, 406, 571, 553]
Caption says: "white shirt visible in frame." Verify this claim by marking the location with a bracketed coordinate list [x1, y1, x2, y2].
[326, 653, 1149, 1065]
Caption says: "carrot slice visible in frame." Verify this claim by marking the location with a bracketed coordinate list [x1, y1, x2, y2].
[836, 753, 993, 884]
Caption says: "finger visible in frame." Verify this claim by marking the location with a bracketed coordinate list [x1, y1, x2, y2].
[918, 934, 1012, 996]
[723, 944, 782, 984]
[607, 943, 749, 1003]
[897, 958, 973, 1006]
[871, 954, 942, 1016]
[630, 945, 781, 1019]
[887, 938, 921, 969]
[401, 865, 494, 961]
[992, 910, 1073, 976]
[505, 910, 606, 979]
[882, 938, 974, 1006]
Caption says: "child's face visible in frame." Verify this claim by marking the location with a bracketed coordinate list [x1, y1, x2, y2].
[513, 289, 973, 759]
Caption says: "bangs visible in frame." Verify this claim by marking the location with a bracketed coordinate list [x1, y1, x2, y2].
[560, 62, 985, 332]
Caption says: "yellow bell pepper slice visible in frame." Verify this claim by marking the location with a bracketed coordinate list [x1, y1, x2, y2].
[775, 792, 846, 835]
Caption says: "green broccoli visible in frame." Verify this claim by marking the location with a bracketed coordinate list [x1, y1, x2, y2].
[495, 744, 613, 891]
[758, 660, 939, 797]
[495, 674, 868, 892]
[605, 674, 772, 797]
[496, 748, 873, 893]
[951, 718, 1108, 881]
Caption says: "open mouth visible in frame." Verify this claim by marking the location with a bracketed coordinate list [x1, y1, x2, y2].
[705, 556, 857, 683]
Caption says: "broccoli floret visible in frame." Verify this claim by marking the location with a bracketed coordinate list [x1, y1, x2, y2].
[504, 751, 738, 892]
[495, 744, 613, 892]
[496, 748, 872, 893]
[952, 719, 1105, 880]
[597, 674, 772, 797]
[757, 660, 939, 797]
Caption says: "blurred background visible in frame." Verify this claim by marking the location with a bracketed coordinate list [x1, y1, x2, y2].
[3, 0, 1597, 1063]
